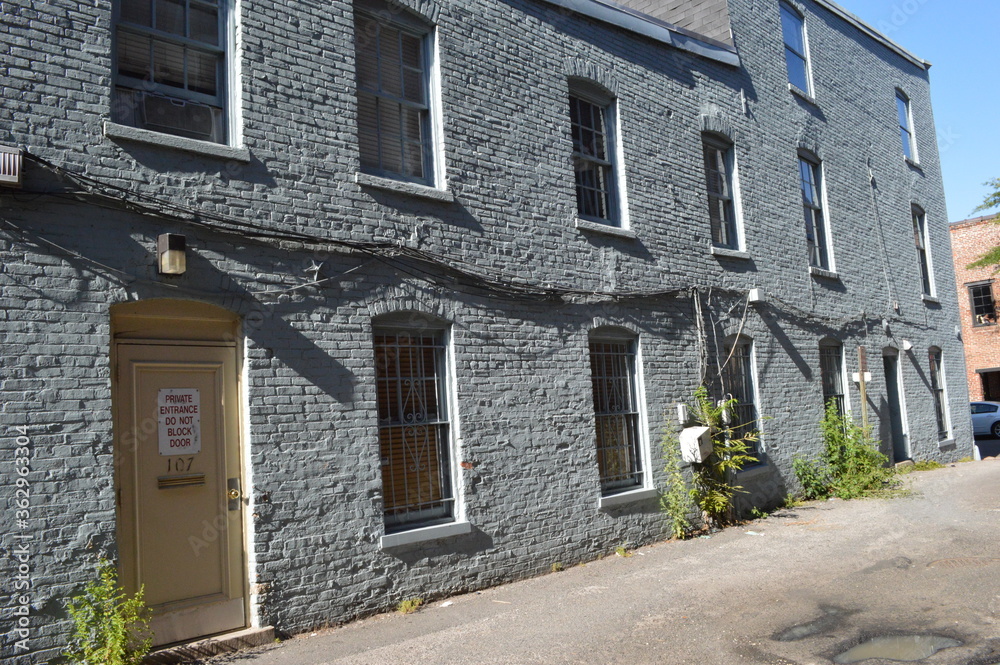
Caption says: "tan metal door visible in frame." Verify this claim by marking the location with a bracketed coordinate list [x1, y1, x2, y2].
[115, 342, 245, 646]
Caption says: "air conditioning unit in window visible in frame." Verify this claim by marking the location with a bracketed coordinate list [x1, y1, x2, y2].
[0, 144, 23, 188]
[680, 426, 713, 464]
[140, 94, 217, 141]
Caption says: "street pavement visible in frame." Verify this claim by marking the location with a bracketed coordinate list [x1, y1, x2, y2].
[207, 458, 1000, 665]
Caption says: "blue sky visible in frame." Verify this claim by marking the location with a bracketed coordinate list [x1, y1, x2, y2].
[831, 0, 999, 222]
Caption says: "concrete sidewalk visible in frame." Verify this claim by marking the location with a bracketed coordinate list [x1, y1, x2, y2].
[204, 459, 1000, 665]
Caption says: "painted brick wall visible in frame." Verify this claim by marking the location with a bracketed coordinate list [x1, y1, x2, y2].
[0, 0, 971, 659]
[950, 215, 1000, 401]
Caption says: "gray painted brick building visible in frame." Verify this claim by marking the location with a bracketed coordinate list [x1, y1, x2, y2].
[0, 0, 972, 658]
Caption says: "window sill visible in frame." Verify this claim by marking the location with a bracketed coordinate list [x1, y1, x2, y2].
[809, 266, 840, 280]
[789, 84, 818, 107]
[379, 520, 472, 549]
[937, 437, 955, 450]
[922, 294, 941, 305]
[576, 218, 637, 239]
[905, 157, 923, 171]
[104, 121, 251, 162]
[737, 460, 770, 479]
[598, 487, 657, 509]
[710, 246, 751, 260]
[356, 172, 454, 203]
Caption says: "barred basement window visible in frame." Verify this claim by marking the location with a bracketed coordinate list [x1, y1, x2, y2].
[819, 340, 846, 416]
[373, 326, 454, 530]
[354, 0, 434, 184]
[570, 81, 619, 225]
[589, 335, 644, 494]
[113, 0, 230, 144]
[722, 339, 761, 460]
[969, 282, 996, 326]
[702, 134, 739, 250]
[928, 347, 950, 441]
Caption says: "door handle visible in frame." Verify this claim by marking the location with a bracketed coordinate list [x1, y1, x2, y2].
[227, 478, 242, 510]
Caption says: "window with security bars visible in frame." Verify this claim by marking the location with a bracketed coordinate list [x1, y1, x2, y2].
[913, 207, 933, 296]
[354, 0, 432, 184]
[819, 341, 846, 416]
[113, 0, 228, 144]
[780, 2, 810, 94]
[589, 338, 644, 494]
[799, 155, 829, 269]
[570, 88, 617, 224]
[373, 328, 453, 530]
[722, 341, 761, 459]
[702, 135, 738, 249]
[928, 348, 950, 441]
[969, 282, 996, 326]
[896, 91, 916, 162]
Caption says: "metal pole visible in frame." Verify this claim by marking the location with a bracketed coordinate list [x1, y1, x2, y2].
[858, 346, 869, 429]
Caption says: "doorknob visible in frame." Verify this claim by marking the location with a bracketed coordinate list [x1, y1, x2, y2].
[228, 488, 241, 500]
[227, 478, 242, 510]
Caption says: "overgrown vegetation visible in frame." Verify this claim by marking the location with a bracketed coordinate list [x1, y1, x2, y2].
[792, 401, 896, 500]
[65, 559, 151, 665]
[898, 460, 946, 474]
[660, 387, 759, 537]
[550, 562, 564, 573]
[397, 598, 423, 614]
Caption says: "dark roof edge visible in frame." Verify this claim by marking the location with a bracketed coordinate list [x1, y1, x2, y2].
[813, 0, 930, 70]
[535, 0, 741, 66]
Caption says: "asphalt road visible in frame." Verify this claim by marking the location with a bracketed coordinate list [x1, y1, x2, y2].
[208, 459, 1000, 665]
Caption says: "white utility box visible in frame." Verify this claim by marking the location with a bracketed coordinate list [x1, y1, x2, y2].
[679, 426, 713, 464]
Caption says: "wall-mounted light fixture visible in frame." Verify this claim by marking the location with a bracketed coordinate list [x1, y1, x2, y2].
[902, 339, 913, 351]
[157, 233, 186, 275]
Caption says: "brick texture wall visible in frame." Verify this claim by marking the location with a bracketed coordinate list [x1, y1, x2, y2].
[0, 0, 971, 659]
[951, 215, 1000, 401]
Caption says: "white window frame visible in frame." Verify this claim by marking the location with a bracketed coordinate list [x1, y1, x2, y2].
[111, 0, 237, 146]
[896, 89, 918, 163]
[371, 318, 464, 542]
[928, 347, 952, 442]
[780, 2, 812, 96]
[912, 205, 936, 297]
[569, 79, 629, 230]
[702, 133, 745, 251]
[353, 0, 443, 188]
[588, 329, 652, 506]
[799, 153, 834, 272]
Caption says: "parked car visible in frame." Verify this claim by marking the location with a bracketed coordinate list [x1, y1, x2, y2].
[971, 402, 1000, 437]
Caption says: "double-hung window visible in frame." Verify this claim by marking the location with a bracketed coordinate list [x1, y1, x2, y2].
[570, 82, 620, 226]
[969, 282, 996, 326]
[702, 134, 739, 250]
[913, 206, 934, 296]
[113, 0, 230, 144]
[799, 155, 830, 270]
[373, 325, 455, 531]
[354, 0, 434, 184]
[588, 334, 645, 495]
[819, 341, 846, 416]
[928, 347, 951, 441]
[722, 339, 761, 460]
[780, 2, 811, 94]
[896, 91, 917, 162]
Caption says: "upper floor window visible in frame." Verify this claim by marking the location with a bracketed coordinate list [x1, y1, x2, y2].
[702, 134, 740, 250]
[588, 332, 646, 495]
[570, 81, 620, 226]
[799, 154, 830, 270]
[928, 347, 951, 441]
[354, 0, 435, 185]
[969, 282, 996, 326]
[722, 338, 762, 461]
[780, 3, 810, 94]
[896, 90, 917, 162]
[373, 321, 456, 531]
[819, 340, 846, 416]
[912, 206, 934, 296]
[113, 0, 230, 144]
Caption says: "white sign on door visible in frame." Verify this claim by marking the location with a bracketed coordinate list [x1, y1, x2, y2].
[157, 388, 201, 456]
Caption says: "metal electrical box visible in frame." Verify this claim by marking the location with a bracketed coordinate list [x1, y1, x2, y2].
[680, 426, 713, 464]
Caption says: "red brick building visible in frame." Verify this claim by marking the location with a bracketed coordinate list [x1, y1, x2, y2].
[951, 215, 1000, 400]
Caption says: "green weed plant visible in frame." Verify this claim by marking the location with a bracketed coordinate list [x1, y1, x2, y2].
[65, 559, 151, 665]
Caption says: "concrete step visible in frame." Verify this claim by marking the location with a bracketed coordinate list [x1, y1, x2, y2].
[145, 626, 275, 663]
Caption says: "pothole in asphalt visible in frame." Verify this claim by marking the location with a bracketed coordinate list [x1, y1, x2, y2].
[832, 635, 962, 663]
[772, 606, 852, 642]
